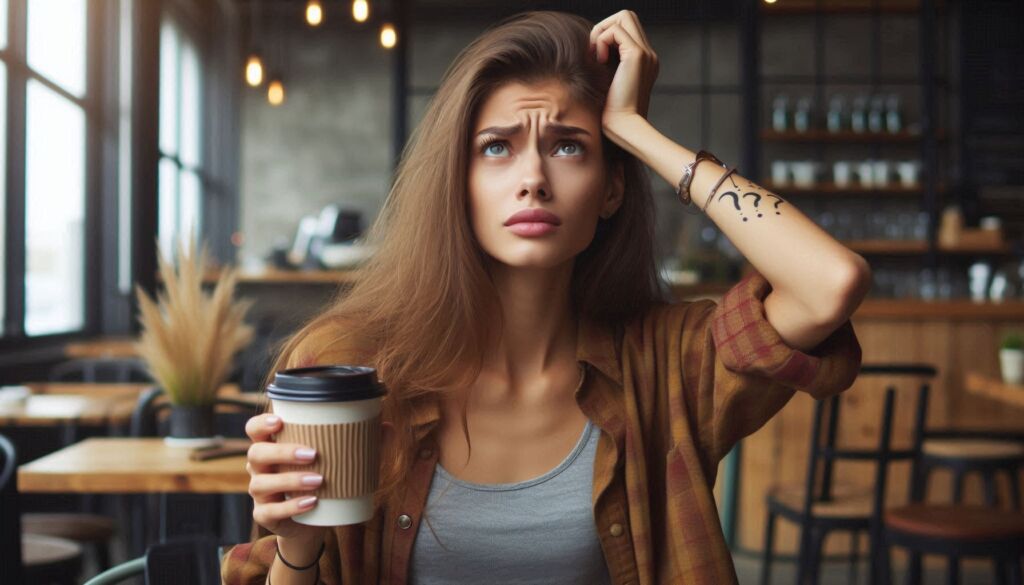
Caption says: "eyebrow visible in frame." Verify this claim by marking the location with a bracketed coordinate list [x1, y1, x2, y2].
[474, 123, 592, 139]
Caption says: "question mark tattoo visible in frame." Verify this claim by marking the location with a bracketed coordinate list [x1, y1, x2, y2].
[710, 178, 787, 221]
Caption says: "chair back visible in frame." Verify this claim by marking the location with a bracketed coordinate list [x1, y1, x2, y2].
[129, 386, 258, 438]
[0, 433, 25, 585]
[49, 357, 152, 383]
[799, 363, 936, 531]
[145, 536, 222, 585]
[83, 537, 223, 585]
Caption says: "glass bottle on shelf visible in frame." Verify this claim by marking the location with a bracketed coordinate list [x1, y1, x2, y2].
[885, 94, 903, 134]
[826, 94, 845, 133]
[868, 94, 886, 133]
[794, 96, 813, 133]
[850, 95, 868, 133]
[772, 94, 789, 132]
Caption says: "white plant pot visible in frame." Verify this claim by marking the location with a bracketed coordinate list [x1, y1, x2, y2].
[1000, 348, 1024, 385]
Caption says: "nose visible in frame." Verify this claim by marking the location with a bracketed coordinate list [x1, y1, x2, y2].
[517, 147, 550, 201]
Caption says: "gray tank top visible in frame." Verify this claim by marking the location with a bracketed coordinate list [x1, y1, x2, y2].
[409, 418, 612, 585]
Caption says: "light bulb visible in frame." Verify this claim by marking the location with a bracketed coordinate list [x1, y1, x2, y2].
[268, 79, 285, 106]
[352, 0, 369, 23]
[380, 23, 396, 49]
[306, 0, 323, 26]
[245, 55, 264, 86]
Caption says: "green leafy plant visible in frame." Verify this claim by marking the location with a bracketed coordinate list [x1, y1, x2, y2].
[1001, 332, 1024, 351]
[134, 237, 255, 406]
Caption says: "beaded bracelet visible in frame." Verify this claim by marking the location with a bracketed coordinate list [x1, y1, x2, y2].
[702, 166, 738, 214]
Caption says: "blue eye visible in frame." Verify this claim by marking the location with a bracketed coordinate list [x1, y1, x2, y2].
[482, 141, 508, 156]
[556, 142, 582, 156]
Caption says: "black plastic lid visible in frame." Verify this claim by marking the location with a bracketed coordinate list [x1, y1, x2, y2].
[266, 365, 386, 403]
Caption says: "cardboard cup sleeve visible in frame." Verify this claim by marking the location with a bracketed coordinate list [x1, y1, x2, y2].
[277, 415, 381, 499]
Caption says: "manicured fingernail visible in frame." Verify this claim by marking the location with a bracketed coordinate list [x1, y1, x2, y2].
[295, 448, 316, 460]
[301, 475, 323, 486]
[265, 416, 280, 426]
[298, 496, 317, 508]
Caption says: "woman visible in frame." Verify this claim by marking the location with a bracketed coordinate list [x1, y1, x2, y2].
[223, 10, 867, 585]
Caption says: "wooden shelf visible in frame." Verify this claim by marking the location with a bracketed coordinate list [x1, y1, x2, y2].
[964, 371, 1024, 409]
[761, 129, 945, 143]
[937, 240, 1014, 255]
[855, 300, 1024, 319]
[840, 239, 1014, 255]
[763, 182, 937, 195]
[844, 239, 928, 254]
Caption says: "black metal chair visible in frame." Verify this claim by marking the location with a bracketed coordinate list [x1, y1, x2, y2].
[760, 363, 935, 585]
[83, 535, 224, 585]
[48, 357, 153, 384]
[126, 387, 258, 557]
[1, 432, 84, 585]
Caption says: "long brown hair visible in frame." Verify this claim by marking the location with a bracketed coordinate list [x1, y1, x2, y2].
[262, 10, 665, 511]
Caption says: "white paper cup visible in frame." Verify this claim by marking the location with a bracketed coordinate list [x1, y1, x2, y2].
[268, 366, 386, 526]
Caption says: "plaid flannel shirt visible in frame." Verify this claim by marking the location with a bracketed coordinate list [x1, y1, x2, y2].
[222, 269, 862, 584]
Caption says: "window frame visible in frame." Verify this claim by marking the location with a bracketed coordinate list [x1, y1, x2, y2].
[0, 0, 103, 348]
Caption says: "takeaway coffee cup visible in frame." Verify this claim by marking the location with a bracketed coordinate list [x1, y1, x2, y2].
[267, 365, 386, 526]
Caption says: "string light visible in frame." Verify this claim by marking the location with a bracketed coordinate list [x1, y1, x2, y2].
[268, 78, 285, 106]
[380, 23, 396, 49]
[245, 54, 264, 86]
[352, 0, 369, 23]
[306, 0, 323, 26]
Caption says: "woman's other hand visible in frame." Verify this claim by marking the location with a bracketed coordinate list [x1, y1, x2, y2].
[590, 10, 659, 132]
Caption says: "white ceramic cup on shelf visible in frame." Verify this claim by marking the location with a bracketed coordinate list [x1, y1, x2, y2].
[771, 160, 790, 186]
[896, 160, 921, 188]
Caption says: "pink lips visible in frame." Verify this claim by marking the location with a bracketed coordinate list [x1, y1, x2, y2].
[504, 208, 562, 237]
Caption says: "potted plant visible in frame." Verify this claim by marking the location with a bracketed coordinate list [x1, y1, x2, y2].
[999, 332, 1024, 385]
[134, 237, 254, 446]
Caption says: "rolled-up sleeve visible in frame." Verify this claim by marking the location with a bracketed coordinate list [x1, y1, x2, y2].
[682, 269, 862, 465]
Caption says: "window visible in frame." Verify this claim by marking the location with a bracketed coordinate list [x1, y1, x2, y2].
[21, 0, 90, 336]
[158, 17, 203, 261]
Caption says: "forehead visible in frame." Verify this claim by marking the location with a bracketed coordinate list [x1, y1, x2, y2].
[474, 79, 594, 128]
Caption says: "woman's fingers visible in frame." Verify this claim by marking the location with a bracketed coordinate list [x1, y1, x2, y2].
[252, 495, 319, 528]
[595, 23, 642, 64]
[249, 471, 323, 502]
[247, 441, 317, 474]
[245, 413, 281, 442]
[591, 10, 653, 55]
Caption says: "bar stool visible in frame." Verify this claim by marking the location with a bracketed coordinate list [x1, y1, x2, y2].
[761, 363, 934, 585]
[918, 432, 1024, 509]
[882, 385, 1024, 585]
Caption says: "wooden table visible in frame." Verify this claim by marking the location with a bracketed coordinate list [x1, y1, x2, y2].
[18, 437, 251, 494]
[0, 383, 261, 427]
[964, 371, 1024, 409]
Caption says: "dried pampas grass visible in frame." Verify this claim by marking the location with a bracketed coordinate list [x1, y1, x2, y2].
[134, 238, 255, 406]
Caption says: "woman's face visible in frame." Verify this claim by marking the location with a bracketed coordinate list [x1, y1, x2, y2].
[467, 78, 622, 271]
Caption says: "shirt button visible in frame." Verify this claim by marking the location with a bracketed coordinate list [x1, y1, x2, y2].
[397, 514, 413, 530]
[419, 448, 433, 459]
[609, 523, 624, 537]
